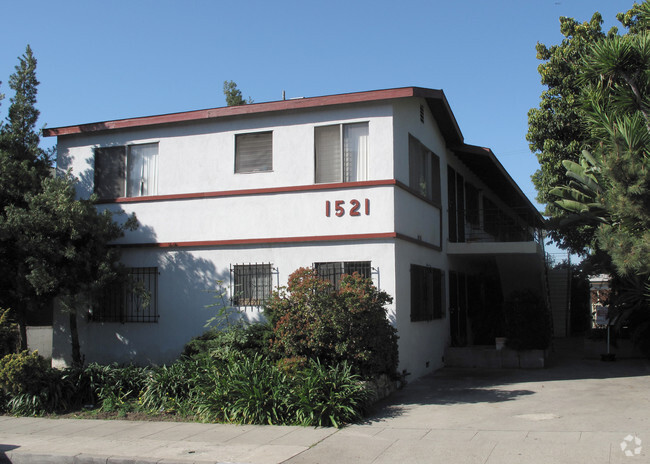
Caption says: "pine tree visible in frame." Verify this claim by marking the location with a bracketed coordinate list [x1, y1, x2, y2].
[223, 80, 253, 106]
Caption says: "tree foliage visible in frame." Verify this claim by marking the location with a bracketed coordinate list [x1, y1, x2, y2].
[0, 46, 136, 363]
[223, 80, 253, 106]
[527, 13, 614, 252]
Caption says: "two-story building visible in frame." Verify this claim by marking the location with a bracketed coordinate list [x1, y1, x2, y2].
[44, 87, 547, 379]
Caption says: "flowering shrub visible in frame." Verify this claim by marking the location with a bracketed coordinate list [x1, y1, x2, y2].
[265, 268, 398, 378]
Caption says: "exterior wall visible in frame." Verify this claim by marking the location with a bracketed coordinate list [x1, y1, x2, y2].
[51, 91, 545, 378]
[52, 241, 397, 367]
[99, 184, 395, 246]
[57, 102, 394, 199]
[393, 240, 449, 380]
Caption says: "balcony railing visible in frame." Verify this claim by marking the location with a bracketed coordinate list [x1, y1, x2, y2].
[452, 208, 544, 245]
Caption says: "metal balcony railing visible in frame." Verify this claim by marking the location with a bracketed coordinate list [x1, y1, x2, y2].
[454, 208, 544, 245]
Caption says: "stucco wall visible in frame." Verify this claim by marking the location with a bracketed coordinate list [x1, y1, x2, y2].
[57, 102, 395, 199]
[52, 241, 397, 368]
[393, 240, 449, 380]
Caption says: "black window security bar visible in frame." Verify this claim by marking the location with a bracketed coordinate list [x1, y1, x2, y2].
[90, 267, 159, 323]
[231, 263, 274, 307]
[314, 261, 372, 290]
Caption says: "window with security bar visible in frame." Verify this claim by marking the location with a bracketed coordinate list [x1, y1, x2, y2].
[410, 264, 445, 322]
[90, 267, 159, 323]
[231, 263, 273, 307]
[314, 261, 371, 290]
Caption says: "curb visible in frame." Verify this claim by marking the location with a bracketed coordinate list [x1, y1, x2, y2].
[0, 452, 243, 464]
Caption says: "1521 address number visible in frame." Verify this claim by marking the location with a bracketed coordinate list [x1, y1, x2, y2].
[325, 199, 370, 217]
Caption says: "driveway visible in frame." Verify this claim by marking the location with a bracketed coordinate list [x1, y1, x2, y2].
[287, 337, 650, 464]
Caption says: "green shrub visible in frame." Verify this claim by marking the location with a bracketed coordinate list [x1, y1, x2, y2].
[61, 363, 149, 412]
[182, 323, 273, 360]
[504, 289, 552, 350]
[194, 354, 368, 427]
[0, 351, 50, 397]
[195, 354, 291, 424]
[265, 268, 399, 378]
[140, 357, 210, 415]
[293, 360, 369, 427]
[0, 351, 75, 414]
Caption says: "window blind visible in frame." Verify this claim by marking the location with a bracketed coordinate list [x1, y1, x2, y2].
[235, 132, 273, 173]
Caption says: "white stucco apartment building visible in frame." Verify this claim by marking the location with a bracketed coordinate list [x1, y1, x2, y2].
[44, 87, 547, 379]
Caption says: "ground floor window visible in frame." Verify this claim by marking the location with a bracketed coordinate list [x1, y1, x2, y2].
[410, 264, 444, 321]
[231, 263, 273, 307]
[314, 261, 371, 290]
[90, 267, 159, 323]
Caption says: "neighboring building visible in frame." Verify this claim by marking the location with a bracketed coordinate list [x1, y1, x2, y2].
[44, 87, 547, 379]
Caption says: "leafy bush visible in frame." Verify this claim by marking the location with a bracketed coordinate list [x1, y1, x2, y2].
[182, 323, 273, 360]
[0, 351, 50, 397]
[504, 289, 552, 350]
[194, 354, 368, 427]
[265, 268, 398, 378]
[140, 356, 209, 416]
[293, 360, 369, 427]
[194, 354, 290, 424]
[61, 363, 149, 412]
[0, 351, 74, 414]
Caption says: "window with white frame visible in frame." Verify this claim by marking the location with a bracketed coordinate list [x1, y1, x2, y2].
[314, 261, 371, 290]
[90, 267, 159, 323]
[231, 263, 273, 306]
[235, 131, 273, 173]
[94, 143, 158, 199]
[408, 135, 441, 205]
[315, 122, 368, 183]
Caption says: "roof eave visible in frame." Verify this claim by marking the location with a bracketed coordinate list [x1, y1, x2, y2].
[43, 86, 463, 144]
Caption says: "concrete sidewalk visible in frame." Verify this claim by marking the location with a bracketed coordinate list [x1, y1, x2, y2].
[0, 338, 649, 463]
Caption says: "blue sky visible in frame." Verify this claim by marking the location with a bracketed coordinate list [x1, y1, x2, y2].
[0, 0, 629, 241]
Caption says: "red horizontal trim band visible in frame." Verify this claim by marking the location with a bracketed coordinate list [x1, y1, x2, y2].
[113, 231, 441, 251]
[44, 87, 446, 137]
[117, 232, 398, 248]
[98, 179, 398, 204]
[395, 233, 442, 251]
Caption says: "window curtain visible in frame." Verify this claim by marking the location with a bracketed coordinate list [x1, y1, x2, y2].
[127, 143, 158, 197]
[343, 123, 368, 182]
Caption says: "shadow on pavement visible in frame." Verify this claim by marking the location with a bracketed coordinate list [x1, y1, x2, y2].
[366, 336, 649, 422]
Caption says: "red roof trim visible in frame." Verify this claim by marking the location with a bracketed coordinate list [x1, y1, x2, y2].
[43, 87, 445, 137]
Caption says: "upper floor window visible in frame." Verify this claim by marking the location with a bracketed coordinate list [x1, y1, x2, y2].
[315, 122, 368, 183]
[409, 135, 441, 205]
[235, 131, 273, 173]
[94, 143, 158, 199]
